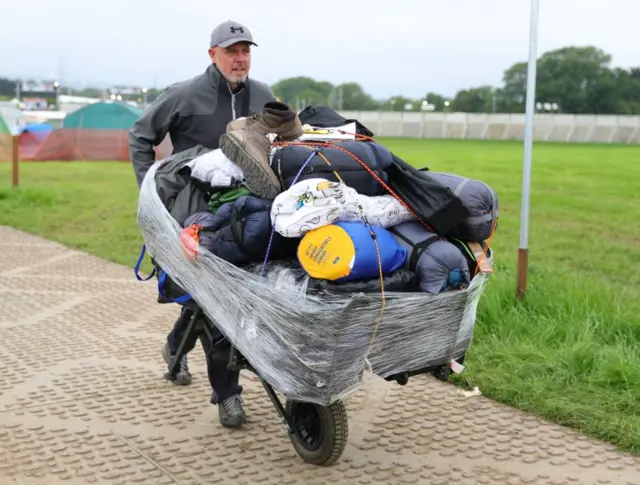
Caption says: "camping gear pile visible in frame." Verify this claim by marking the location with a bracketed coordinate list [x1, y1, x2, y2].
[136, 103, 497, 406]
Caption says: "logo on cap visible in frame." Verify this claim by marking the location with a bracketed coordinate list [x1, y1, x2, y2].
[230, 26, 244, 34]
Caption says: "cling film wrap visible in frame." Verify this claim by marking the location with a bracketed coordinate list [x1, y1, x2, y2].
[137, 162, 493, 406]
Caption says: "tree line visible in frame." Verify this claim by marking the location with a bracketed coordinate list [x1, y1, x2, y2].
[2, 45, 639, 115]
[271, 46, 640, 115]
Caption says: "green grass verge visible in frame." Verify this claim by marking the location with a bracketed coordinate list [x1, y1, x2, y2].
[1, 138, 639, 453]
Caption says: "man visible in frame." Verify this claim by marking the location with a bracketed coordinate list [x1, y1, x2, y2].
[128, 20, 277, 428]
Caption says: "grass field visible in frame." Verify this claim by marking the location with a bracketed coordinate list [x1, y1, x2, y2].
[1, 138, 639, 454]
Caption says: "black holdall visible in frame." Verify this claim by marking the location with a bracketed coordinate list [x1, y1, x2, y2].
[297, 105, 375, 137]
[386, 154, 470, 237]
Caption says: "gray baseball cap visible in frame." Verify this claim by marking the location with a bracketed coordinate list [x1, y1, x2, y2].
[210, 20, 257, 48]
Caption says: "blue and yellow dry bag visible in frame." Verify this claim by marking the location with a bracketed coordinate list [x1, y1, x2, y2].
[297, 221, 408, 282]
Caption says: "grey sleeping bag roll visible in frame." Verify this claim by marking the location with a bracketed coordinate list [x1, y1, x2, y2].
[389, 221, 470, 295]
[427, 171, 498, 242]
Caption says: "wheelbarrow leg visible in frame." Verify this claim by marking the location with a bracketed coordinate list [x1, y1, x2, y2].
[166, 308, 201, 377]
[223, 346, 296, 433]
[258, 377, 296, 433]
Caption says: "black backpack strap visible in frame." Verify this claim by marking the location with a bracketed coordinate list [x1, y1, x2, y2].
[388, 227, 440, 272]
[408, 236, 440, 271]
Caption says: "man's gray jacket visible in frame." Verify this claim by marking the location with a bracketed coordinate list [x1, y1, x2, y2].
[129, 64, 275, 187]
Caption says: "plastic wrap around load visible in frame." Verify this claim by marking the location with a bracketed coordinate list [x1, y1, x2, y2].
[137, 162, 493, 406]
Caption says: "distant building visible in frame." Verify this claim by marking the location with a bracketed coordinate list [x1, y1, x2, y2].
[111, 86, 145, 95]
[20, 80, 57, 93]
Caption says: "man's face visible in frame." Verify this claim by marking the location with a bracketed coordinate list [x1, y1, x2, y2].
[209, 42, 252, 84]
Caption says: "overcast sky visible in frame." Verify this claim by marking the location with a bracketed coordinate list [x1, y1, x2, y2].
[1, 0, 638, 99]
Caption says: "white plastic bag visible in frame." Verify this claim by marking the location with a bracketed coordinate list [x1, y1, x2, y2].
[187, 149, 244, 188]
[271, 178, 414, 238]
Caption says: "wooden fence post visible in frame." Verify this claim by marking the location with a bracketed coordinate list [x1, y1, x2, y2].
[12, 135, 19, 188]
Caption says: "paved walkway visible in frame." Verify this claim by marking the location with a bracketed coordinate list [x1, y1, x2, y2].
[1, 225, 638, 485]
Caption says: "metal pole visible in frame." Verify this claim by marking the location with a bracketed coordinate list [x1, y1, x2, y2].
[517, 0, 540, 301]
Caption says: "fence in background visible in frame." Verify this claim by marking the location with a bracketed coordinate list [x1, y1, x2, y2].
[2, 111, 640, 163]
[0, 134, 11, 161]
[0, 129, 171, 162]
[32, 129, 172, 161]
[338, 111, 640, 144]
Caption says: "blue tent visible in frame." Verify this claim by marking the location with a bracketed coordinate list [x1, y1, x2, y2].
[20, 123, 54, 143]
[20, 123, 54, 135]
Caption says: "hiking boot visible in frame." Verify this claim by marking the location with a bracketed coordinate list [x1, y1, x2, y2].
[226, 101, 303, 141]
[161, 342, 192, 386]
[218, 394, 248, 428]
[219, 130, 282, 199]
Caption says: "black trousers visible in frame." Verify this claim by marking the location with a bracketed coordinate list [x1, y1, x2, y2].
[166, 306, 243, 404]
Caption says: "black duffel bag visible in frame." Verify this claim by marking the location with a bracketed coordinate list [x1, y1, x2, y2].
[271, 140, 393, 196]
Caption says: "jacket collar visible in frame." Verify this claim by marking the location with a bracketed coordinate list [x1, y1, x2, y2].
[206, 64, 246, 96]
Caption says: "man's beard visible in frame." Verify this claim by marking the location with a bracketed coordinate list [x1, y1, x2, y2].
[226, 74, 247, 84]
[223, 67, 248, 84]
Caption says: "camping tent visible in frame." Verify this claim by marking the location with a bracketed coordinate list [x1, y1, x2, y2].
[0, 113, 11, 161]
[62, 102, 142, 130]
[34, 102, 149, 161]
[19, 123, 53, 160]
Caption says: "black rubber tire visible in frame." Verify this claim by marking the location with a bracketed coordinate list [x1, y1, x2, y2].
[285, 399, 348, 467]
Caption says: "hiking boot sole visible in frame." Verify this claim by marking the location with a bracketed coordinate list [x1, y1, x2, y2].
[163, 371, 193, 386]
[161, 344, 193, 386]
[225, 121, 303, 141]
[219, 414, 248, 428]
[220, 133, 281, 200]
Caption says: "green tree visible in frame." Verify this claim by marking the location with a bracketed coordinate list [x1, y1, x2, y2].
[424, 92, 449, 111]
[499, 45, 637, 114]
[379, 95, 415, 111]
[79, 87, 105, 98]
[452, 86, 496, 112]
[271, 76, 333, 106]
[536, 46, 612, 113]
[0, 77, 17, 97]
[332, 83, 379, 110]
[500, 61, 528, 112]
[607, 68, 640, 114]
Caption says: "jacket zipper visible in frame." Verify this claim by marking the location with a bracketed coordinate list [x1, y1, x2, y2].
[228, 84, 244, 120]
[231, 93, 237, 120]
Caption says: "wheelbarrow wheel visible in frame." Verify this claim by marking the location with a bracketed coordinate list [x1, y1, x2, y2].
[285, 399, 348, 467]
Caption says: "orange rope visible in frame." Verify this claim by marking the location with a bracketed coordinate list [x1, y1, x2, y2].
[293, 140, 387, 359]
[272, 131, 497, 364]
[272, 138, 436, 233]
[279, 134, 497, 271]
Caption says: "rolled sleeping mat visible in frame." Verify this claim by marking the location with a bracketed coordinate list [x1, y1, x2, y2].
[297, 221, 407, 282]
[389, 221, 470, 294]
[427, 171, 498, 241]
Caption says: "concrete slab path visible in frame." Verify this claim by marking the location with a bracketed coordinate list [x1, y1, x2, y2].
[1, 226, 638, 485]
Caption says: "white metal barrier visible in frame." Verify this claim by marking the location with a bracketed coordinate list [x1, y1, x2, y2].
[337, 111, 640, 144]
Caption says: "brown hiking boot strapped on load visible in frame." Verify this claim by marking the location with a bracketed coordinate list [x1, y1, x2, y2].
[226, 101, 303, 141]
[219, 130, 282, 200]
